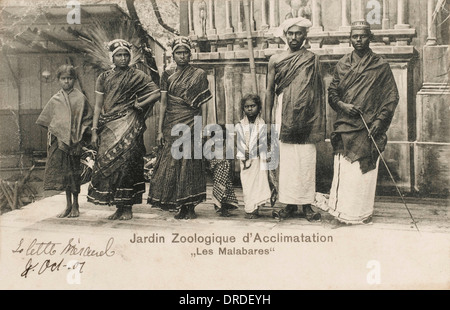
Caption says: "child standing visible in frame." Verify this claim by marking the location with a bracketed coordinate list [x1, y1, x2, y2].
[36, 65, 93, 218]
[236, 94, 271, 219]
[208, 125, 239, 217]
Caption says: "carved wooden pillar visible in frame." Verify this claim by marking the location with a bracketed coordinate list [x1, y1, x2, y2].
[340, 0, 351, 31]
[207, 0, 218, 52]
[382, 0, 390, 29]
[250, 0, 256, 31]
[179, 0, 189, 36]
[310, 0, 323, 32]
[269, 0, 279, 29]
[237, 0, 244, 32]
[261, 0, 269, 30]
[225, 0, 235, 51]
[207, 0, 217, 35]
[351, 0, 365, 21]
[426, 0, 437, 45]
[225, 0, 234, 33]
[394, 0, 410, 29]
[188, 0, 196, 35]
[394, 0, 411, 45]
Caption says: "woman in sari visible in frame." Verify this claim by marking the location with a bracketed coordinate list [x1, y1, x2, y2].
[88, 39, 160, 220]
[147, 37, 212, 220]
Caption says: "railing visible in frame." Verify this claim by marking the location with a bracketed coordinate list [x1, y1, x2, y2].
[182, 0, 439, 56]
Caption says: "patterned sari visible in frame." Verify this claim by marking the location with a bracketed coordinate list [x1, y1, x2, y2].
[87, 67, 159, 206]
[148, 65, 212, 209]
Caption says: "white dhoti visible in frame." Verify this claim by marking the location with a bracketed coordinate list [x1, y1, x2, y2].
[275, 94, 317, 205]
[328, 154, 380, 224]
[240, 159, 271, 214]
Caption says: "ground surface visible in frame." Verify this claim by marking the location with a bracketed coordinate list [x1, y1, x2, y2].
[0, 183, 448, 290]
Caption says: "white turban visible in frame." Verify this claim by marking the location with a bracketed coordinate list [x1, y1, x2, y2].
[273, 17, 312, 42]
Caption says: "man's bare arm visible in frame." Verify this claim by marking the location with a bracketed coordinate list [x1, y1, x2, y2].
[265, 56, 277, 124]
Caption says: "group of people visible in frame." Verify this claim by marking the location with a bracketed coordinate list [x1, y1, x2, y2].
[37, 17, 399, 229]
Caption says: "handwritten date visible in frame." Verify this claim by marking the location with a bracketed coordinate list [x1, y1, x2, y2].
[21, 258, 85, 278]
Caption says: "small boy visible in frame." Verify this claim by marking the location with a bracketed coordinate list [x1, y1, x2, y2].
[36, 65, 93, 218]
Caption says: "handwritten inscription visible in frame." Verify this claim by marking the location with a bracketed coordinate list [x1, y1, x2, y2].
[12, 237, 115, 279]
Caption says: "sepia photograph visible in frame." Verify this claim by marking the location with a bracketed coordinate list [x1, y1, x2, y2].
[0, 0, 448, 294]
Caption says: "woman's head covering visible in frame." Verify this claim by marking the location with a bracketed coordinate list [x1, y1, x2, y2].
[107, 39, 133, 64]
[169, 36, 192, 53]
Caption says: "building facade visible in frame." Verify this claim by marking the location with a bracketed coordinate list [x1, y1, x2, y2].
[0, 4, 166, 169]
[179, 0, 449, 196]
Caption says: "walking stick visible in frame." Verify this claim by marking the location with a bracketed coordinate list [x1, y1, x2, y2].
[359, 112, 420, 233]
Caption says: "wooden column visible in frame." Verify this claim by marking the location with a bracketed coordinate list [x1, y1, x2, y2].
[351, 0, 365, 21]
[179, 0, 189, 36]
[250, 0, 256, 31]
[394, 0, 410, 29]
[237, 0, 244, 32]
[207, 0, 217, 35]
[426, 0, 437, 45]
[206, 0, 218, 52]
[188, 0, 195, 35]
[310, 0, 323, 32]
[225, 0, 234, 33]
[382, 0, 390, 29]
[269, 0, 279, 29]
[261, 0, 268, 30]
[225, 0, 235, 51]
[340, 0, 351, 31]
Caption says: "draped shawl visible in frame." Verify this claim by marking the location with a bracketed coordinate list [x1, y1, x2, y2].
[93, 67, 159, 178]
[275, 48, 326, 144]
[148, 65, 212, 208]
[36, 88, 92, 152]
[162, 65, 212, 141]
[328, 49, 399, 173]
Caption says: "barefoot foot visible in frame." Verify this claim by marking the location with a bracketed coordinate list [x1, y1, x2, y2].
[68, 203, 80, 218]
[108, 207, 123, 220]
[185, 205, 197, 220]
[174, 206, 187, 220]
[119, 207, 133, 220]
[57, 207, 71, 218]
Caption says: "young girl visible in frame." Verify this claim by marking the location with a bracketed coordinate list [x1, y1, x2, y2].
[36, 65, 93, 218]
[209, 124, 239, 217]
[236, 94, 271, 219]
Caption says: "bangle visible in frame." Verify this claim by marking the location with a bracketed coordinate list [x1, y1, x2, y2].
[134, 103, 143, 112]
[91, 127, 98, 131]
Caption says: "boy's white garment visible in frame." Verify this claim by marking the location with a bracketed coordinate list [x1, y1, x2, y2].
[237, 115, 271, 213]
[240, 159, 271, 213]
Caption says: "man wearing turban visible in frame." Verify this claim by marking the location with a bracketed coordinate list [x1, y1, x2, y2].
[325, 21, 399, 228]
[266, 17, 326, 221]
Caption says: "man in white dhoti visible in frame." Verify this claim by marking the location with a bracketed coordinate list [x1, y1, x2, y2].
[326, 21, 399, 228]
[265, 17, 326, 221]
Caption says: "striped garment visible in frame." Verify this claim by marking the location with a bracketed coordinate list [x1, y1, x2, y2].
[87, 67, 159, 206]
[147, 65, 212, 209]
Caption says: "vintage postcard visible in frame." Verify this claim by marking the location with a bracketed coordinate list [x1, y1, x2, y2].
[0, 0, 448, 294]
